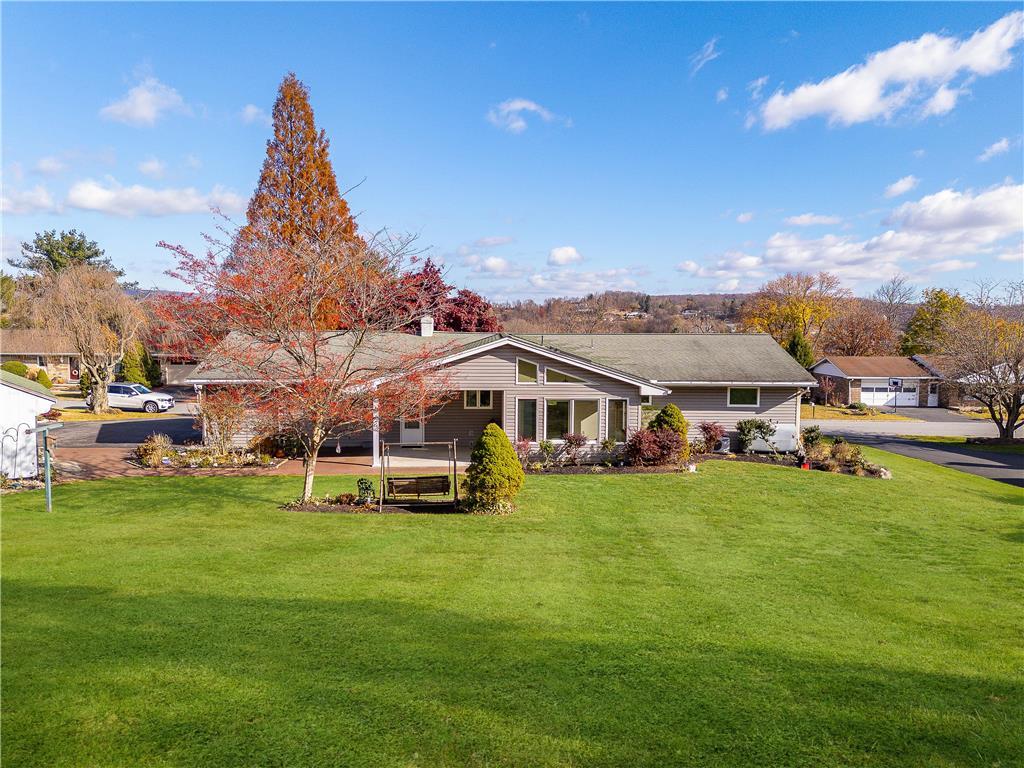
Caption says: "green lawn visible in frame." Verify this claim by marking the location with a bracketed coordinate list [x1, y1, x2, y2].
[3, 452, 1022, 767]
[898, 435, 1024, 455]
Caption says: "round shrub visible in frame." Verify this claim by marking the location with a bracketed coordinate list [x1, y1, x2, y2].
[34, 368, 53, 389]
[650, 403, 687, 436]
[625, 427, 684, 466]
[79, 370, 92, 398]
[1, 360, 28, 378]
[464, 423, 524, 514]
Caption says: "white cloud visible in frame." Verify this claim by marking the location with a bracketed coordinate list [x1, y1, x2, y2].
[747, 76, 769, 101]
[240, 104, 271, 126]
[760, 11, 1024, 130]
[34, 156, 66, 176]
[486, 98, 570, 134]
[524, 267, 641, 297]
[548, 245, 583, 265]
[473, 235, 514, 248]
[66, 177, 244, 217]
[0, 185, 58, 215]
[884, 175, 919, 198]
[716, 87, 729, 103]
[184, 153, 203, 170]
[137, 157, 166, 179]
[460, 253, 519, 276]
[100, 76, 189, 127]
[978, 137, 1011, 161]
[736, 212, 754, 223]
[716, 278, 741, 292]
[785, 212, 843, 226]
[913, 148, 927, 158]
[680, 182, 1023, 286]
[689, 37, 721, 77]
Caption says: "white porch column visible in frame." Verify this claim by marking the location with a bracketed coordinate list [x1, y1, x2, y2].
[371, 397, 380, 467]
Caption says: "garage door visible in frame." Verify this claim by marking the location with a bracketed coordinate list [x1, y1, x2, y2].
[860, 379, 917, 407]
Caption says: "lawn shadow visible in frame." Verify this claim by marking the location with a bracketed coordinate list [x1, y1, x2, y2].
[3, 581, 1020, 767]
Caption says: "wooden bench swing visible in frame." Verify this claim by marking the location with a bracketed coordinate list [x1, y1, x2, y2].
[378, 439, 459, 512]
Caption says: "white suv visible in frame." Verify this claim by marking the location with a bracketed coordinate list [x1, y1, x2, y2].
[87, 384, 175, 413]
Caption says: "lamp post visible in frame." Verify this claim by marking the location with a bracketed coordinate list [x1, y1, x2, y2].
[27, 422, 64, 513]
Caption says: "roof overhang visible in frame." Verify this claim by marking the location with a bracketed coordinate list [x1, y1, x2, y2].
[1, 381, 58, 403]
[653, 380, 817, 387]
[432, 335, 671, 395]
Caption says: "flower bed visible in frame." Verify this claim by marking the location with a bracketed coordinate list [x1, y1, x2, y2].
[132, 433, 281, 470]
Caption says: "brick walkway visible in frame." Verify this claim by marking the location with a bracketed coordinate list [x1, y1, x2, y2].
[54, 447, 384, 482]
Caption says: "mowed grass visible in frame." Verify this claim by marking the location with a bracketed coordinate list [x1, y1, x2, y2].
[899, 435, 1024, 455]
[3, 452, 1022, 767]
[800, 403, 916, 421]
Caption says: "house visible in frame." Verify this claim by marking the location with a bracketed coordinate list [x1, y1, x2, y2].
[912, 354, 978, 408]
[0, 329, 81, 383]
[1, 370, 57, 479]
[808, 356, 941, 407]
[188, 318, 817, 464]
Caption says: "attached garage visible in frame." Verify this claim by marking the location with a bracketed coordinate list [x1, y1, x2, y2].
[859, 378, 918, 407]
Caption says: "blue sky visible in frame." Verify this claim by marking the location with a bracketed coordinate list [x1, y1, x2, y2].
[2, 2, 1022, 300]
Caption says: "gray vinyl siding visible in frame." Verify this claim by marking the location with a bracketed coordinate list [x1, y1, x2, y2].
[652, 386, 801, 437]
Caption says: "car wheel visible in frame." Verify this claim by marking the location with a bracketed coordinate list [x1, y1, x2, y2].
[144, 401, 160, 413]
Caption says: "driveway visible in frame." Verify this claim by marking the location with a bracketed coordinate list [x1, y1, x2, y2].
[806, 410, 1015, 439]
[53, 417, 200, 448]
[850, 436, 1023, 487]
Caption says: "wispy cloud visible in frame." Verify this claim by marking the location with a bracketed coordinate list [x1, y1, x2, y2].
[34, 156, 66, 176]
[978, 137, 1011, 161]
[884, 175, 919, 199]
[100, 76, 190, 127]
[137, 157, 166, 179]
[0, 185, 58, 215]
[66, 177, 244, 217]
[716, 87, 729, 103]
[736, 212, 754, 223]
[689, 37, 721, 77]
[759, 11, 1024, 130]
[240, 104, 272, 126]
[486, 98, 570, 134]
[548, 246, 583, 265]
[784, 213, 843, 226]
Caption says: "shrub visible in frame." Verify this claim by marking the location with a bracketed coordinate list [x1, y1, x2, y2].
[806, 443, 830, 464]
[514, 437, 532, 469]
[801, 425, 823, 449]
[690, 437, 708, 455]
[464, 423, 524, 515]
[625, 427, 683, 466]
[335, 493, 357, 505]
[736, 418, 776, 453]
[599, 437, 618, 458]
[137, 432, 173, 468]
[356, 478, 375, 503]
[831, 440, 863, 466]
[196, 387, 249, 456]
[650, 404, 687, 436]
[561, 432, 587, 465]
[537, 439, 556, 466]
[119, 341, 150, 385]
[78, 370, 92, 398]
[849, 402, 868, 412]
[33, 368, 53, 389]
[698, 421, 726, 450]
[1, 360, 28, 378]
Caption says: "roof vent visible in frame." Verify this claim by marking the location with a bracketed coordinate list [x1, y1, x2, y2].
[419, 316, 434, 337]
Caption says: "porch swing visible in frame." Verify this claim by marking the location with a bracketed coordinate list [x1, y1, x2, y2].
[378, 439, 460, 512]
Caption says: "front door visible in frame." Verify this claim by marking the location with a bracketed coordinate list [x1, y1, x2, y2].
[928, 381, 939, 407]
[400, 411, 424, 444]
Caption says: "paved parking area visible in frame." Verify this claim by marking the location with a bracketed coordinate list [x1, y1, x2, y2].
[53, 417, 200, 448]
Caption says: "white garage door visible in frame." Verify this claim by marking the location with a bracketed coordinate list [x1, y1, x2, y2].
[860, 379, 917, 407]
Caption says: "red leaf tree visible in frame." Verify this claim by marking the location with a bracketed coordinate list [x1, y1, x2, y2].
[158, 222, 453, 501]
[401, 258, 501, 333]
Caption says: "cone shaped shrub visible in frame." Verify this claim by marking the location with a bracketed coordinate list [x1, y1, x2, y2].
[464, 423, 524, 515]
[34, 368, 53, 389]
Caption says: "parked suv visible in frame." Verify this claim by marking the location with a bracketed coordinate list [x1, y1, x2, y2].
[87, 384, 175, 413]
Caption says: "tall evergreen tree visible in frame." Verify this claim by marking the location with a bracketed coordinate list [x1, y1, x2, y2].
[241, 73, 358, 246]
[13, 230, 120, 276]
[786, 330, 815, 368]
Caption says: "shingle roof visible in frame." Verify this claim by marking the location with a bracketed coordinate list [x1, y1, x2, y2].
[814, 356, 932, 378]
[1, 370, 57, 401]
[0, 329, 76, 355]
[191, 331, 816, 386]
[913, 354, 953, 377]
[523, 333, 817, 384]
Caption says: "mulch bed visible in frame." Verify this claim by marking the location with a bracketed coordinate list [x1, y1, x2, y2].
[527, 454, 799, 475]
[966, 437, 1022, 446]
[284, 502, 464, 515]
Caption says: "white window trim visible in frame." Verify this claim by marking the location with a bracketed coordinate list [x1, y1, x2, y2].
[640, 395, 653, 406]
[727, 386, 760, 407]
[516, 357, 539, 385]
[463, 390, 493, 410]
[545, 398, 600, 443]
[515, 396, 539, 442]
[607, 398, 628, 443]
[544, 365, 585, 384]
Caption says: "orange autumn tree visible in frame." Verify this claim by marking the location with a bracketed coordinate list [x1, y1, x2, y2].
[158, 221, 451, 502]
[741, 271, 849, 349]
[241, 72, 359, 247]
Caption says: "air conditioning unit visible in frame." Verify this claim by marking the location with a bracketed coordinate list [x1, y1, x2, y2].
[713, 436, 731, 454]
[750, 424, 799, 453]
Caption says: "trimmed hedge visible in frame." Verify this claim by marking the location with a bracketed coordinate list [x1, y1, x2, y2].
[34, 368, 53, 389]
[1, 360, 29, 378]
[464, 423, 524, 514]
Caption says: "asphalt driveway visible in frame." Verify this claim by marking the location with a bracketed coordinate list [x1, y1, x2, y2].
[53, 417, 200, 448]
[850, 436, 1023, 487]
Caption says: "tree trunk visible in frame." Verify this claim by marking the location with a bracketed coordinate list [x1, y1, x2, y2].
[302, 452, 318, 501]
[89, 371, 111, 413]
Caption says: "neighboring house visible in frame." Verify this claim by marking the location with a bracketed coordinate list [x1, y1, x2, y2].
[0, 329, 81, 383]
[1, 370, 57, 479]
[150, 351, 199, 386]
[188, 318, 817, 464]
[912, 354, 978, 408]
[808, 356, 941, 407]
